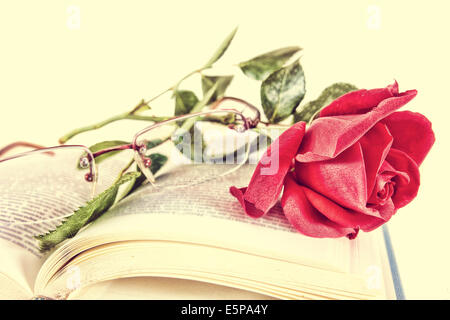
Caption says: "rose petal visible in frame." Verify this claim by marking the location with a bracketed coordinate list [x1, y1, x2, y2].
[367, 172, 395, 205]
[373, 198, 396, 221]
[296, 142, 383, 218]
[281, 174, 355, 238]
[379, 160, 410, 185]
[385, 148, 420, 208]
[301, 186, 386, 232]
[382, 111, 435, 166]
[319, 81, 399, 117]
[229, 186, 265, 218]
[241, 121, 306, 215]
[359, 123, 393, 197]
[296, 84, 417, 163]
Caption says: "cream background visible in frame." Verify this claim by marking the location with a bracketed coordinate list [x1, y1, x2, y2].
[0, 0, 448, 299]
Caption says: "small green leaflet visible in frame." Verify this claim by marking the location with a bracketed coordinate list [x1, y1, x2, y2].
[260, 59, 306, 123]
[203, 27, 238, 68]
[180, 82, 219, 133]
[36, 172, 141, 251]
[202, 113, 235, 126]
[294, 82, 358, 123]
[147, 153, 168, 176]
[201, 75, 233, 104]
[146, 139, 165, 149]
[171, 27, 237, 96]
[175, 90, 199, 116]
[239, 46, 302, 81]
[130, 99, 151, 115]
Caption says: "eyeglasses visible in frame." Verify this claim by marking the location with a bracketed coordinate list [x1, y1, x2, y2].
[0, 105, 261, 237]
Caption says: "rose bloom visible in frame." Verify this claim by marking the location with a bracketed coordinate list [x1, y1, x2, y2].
[231, 82, 435, 239]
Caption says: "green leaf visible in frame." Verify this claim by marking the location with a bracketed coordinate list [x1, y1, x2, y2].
[174, 90, 199, 116]
[201, 75, 234, 104]
[239, 46, 302, 81]
[36, 172, 140, 251]
[148, 153, 168, 175]
[294, 82, 358, 123]
[180, 82, 219, 132]
[202, 113, 236, 125]
[78, 140, 129, 168]
[88, 140, 129, 153]
[203, 27, 238, 68]
[130, 99, 151, 115]
[260, 59, 306, 123]
[146, 139, 164, 149]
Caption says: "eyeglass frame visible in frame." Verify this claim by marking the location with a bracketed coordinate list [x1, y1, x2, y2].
[0, 106, 260, 187]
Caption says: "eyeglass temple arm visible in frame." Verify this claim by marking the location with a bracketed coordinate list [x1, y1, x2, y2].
[0, 141, 52, 158]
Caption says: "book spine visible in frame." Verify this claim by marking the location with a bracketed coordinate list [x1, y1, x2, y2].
[382, 225, 405, 300]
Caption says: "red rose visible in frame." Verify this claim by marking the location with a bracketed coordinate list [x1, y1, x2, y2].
[230, 82, 435, 239]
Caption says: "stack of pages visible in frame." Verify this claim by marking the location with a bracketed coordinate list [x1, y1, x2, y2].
[0, 164, 398, 300]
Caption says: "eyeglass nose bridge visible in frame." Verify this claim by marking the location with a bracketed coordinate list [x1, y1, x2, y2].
[86, 141, 157, 185]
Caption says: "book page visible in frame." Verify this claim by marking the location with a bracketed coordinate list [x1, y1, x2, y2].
[0, 273, 32, 299]
[0, 152, 85, 296]
[68, 163, 352, 272]
[0, 238, 37, 299]
[71, 276, 274, 300]
[0, 149, 132, 256]
[40, 238, 380, 299]
[36, 162, 388, 299]
[0, 148, 130, 296]
[0, 187, 82, 259]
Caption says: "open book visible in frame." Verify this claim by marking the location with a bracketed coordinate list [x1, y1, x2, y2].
[0, 159, 402, 300]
